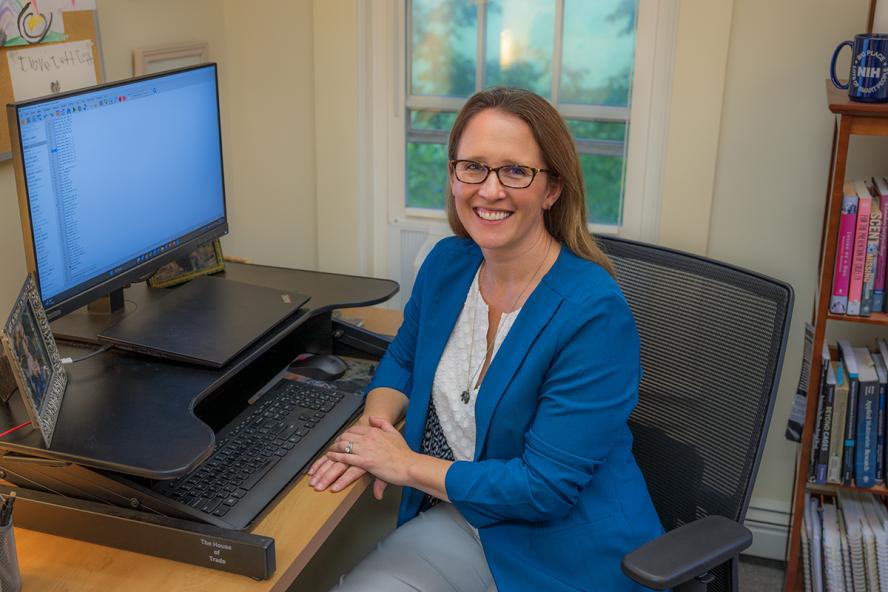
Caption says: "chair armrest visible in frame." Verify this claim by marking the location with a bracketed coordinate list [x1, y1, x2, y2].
[621, 515, 752, 589]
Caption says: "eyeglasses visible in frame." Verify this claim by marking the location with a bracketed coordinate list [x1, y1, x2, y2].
[450, 159, 555, 189]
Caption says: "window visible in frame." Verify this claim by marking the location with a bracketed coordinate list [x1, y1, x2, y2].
[356, 0, 675, 306]
[406, 0, 639, 228]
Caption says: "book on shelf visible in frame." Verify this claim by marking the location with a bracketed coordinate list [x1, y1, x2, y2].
[803, 494, 823, 592]
[853, 346, 879, 487]
[789, 322, 816, 444]
[848, 181, 873, 316]
[872, 177, 888, 311]
[838, 340, 859, 484]
[828, 359, 849, 484]
[821, 501, 842, 592]
[831, 181, 859, 315]
[807, 339, 828, 477]
[860, 180, 882, 316]
[870, 344, 887, 484]
[814, 358, 837, 484]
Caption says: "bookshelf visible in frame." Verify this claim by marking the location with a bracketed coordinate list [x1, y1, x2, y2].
[785, 83, 888, 590]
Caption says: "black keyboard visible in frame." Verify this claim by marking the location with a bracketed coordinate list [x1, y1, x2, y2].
[151, 377, 363, 529]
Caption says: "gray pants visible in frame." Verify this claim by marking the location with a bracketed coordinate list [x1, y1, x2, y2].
[334, 502, 497, 592]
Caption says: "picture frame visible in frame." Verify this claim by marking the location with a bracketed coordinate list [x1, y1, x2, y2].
[148, 239, 226, 289]
[0, 275, 67, 446]
[133, 41, 209, 76]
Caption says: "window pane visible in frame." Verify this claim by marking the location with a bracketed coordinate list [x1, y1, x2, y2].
[406, 142, 449, 209]
[411, 0, 477, 97]
[484, 0, 555, 96]
[581, 153, 624, 225]
[567, 119, 627, 142]
[560, 0, 637, 106]
[410, 110, 457, 131]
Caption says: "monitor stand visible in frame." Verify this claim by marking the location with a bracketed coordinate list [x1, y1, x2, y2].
[87, 289, 125, 315]
[51, 288, 139, 345]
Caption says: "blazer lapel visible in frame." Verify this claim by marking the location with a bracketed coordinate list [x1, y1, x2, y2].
[473, 278, 563, 460]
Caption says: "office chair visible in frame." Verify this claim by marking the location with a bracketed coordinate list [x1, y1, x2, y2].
[596, 235, 794, 592]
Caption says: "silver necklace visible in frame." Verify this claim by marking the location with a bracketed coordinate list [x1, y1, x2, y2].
[459, 238, 552, 404]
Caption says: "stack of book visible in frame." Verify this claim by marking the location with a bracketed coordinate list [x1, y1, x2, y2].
[808, 339, 888, 489]
[830, 178, 888, 317]
[802, 491, 888, 591]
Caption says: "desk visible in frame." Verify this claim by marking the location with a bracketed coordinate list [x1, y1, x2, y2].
[9, 277, 403, 589]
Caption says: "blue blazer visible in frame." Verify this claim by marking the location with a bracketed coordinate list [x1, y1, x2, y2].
[367, 237, 663, 591]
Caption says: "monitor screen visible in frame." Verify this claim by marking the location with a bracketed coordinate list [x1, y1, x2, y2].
[8, 64, 227, 319]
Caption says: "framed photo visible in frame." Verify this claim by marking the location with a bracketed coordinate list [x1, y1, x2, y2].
[148, 239, 225, 289]
[133, 41, 209, 76]
[0, 275, 67, 446]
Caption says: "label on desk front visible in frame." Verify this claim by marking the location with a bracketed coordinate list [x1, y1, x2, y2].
[200, 537, 234, 566]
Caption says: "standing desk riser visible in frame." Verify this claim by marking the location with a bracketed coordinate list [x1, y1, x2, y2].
[0, 263, 398, 579]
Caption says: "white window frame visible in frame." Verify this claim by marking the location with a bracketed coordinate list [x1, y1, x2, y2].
[358, 0, 677, 297]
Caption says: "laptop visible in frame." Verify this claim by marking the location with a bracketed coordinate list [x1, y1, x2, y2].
[98, 276, 309, 367]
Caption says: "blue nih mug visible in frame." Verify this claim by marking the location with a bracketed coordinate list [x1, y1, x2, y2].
[831, 33, 888, 102]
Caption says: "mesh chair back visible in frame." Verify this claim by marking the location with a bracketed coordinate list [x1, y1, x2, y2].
[597, 236, 793, 592]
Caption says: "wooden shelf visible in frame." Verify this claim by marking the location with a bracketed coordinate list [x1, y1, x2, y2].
[806, 481, 888, 496]
[786, 84, 888, 591]
[828, 81, 888, 117]
[825, 311, 888, 324]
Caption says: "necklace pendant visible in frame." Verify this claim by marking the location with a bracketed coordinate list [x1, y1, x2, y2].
[460, 390, 471, 404]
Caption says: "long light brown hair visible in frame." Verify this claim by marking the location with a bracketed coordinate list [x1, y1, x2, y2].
[445, 87, 614, 276]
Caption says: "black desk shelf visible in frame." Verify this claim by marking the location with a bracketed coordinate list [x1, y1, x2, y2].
[0, 263, 396, 478]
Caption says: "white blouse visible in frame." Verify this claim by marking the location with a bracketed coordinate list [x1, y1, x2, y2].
[430, 269, 521, 461]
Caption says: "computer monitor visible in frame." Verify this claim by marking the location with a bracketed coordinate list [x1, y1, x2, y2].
[7, 63, 227, 321]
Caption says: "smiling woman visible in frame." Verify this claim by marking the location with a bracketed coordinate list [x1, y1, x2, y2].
[310, 87, 663, 591]
[446, 87, 613, 274]
[448, 107, 559, 257]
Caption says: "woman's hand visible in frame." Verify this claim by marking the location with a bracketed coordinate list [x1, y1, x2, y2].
[326, 416, 418, 490]
[307, 454, 369, 493]
[308, 416, 394, 498]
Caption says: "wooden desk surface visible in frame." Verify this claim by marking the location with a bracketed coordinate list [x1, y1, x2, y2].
[14, 306, 402, 591]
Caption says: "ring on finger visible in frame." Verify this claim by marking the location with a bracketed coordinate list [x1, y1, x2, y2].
[344, 440, 354, 455]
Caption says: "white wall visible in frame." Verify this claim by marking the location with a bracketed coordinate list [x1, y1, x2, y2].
[220, 0, 318, 269]
[657, 0, 734, 254]
[313, 0, 364, 275]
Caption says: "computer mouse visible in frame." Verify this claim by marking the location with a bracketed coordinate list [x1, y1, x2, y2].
[288, 353, 348, 381]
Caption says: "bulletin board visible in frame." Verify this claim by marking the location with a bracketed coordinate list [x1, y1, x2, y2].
[0, 9, 103, 159]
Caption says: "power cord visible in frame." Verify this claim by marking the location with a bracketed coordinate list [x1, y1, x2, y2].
[61, 343, 112, 365]
[0, 422, 30, 439]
